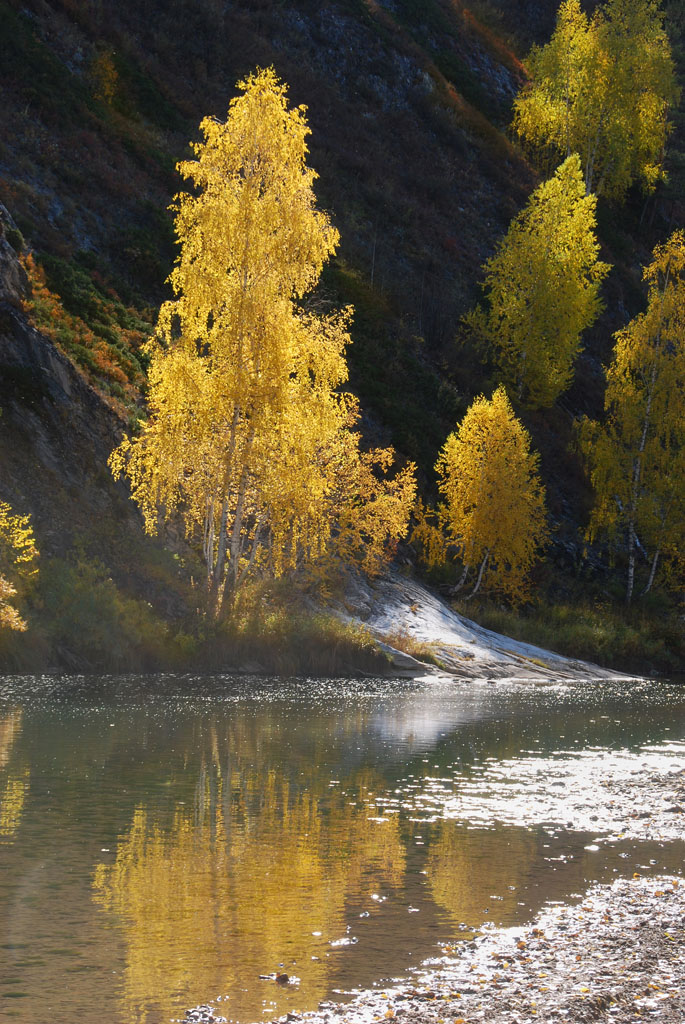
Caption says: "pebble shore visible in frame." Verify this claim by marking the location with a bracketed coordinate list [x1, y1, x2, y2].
[184, 874, 685, 1024]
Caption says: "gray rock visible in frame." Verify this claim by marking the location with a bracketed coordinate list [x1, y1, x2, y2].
[0, 204, 29, 307]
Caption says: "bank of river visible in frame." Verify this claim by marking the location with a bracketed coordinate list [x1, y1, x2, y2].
[183, 707, 685, 1024]
[203, 873, 681, 1024]
[1, 674, 683, 1024]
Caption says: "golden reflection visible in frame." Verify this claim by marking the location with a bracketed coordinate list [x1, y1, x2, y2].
[0, 769, 30, 837]
[0, 709, 27, 838]
[426, 821, 537, 929]
[0, 708, 22, 769]
[93, 760, 405, 1024]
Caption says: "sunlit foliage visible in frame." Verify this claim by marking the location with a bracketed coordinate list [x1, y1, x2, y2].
[0, 502, 38, 632]
[414, 387, 548, 602]
[513, 0, 679, 199]
[110, 68, 415, 614]
[582, 230, 685, 602]
[470, 155, 609, 408]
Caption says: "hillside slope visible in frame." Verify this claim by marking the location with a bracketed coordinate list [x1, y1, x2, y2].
[0, 0, 683, 669]
[0, 206, 195, 668]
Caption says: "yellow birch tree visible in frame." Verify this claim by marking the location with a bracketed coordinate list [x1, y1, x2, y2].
[582, 230, 685, 602]
[513, 0, 678, 200]
[110, 69, 415, 614]
[0, 502, 38, 631]
[414, 387, 548, 603]
[470, 154, 609, 408]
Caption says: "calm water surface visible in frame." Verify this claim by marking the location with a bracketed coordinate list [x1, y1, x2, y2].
[0, 674, 683, 1024]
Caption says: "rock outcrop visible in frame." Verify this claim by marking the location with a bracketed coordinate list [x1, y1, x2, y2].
[0, 204, 29, 308]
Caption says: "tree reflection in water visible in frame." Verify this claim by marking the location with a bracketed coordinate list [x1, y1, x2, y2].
[93, 720, 406, 1024]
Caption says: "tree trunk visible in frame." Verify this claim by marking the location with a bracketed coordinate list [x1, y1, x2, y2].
[208, 493, 231, 617]
[625, 265, 670, 603]
[450, 561, 470, 595]
[203, 497, 215, 570]
[466, 550, 489, 600]
[642, 547, 660, 596]
[236, 523, 265, 590]
[626, 516, 636, 605]
[222, 427, 257, 613]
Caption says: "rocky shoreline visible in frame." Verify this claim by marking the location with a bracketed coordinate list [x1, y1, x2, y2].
[184, 874, 685, 1024]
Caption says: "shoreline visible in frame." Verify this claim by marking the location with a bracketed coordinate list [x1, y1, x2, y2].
[185, 874, 685, 1024]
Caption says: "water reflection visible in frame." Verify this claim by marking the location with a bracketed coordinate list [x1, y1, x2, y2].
[0, 708, 28, 838]
[0, 675, 682, 1024]
[0, 708, 22, 768]
[93, 761, 405, 1023]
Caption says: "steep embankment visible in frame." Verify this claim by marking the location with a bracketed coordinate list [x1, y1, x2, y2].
[0, 0, 537, 473]
[0, 205, 193, 669]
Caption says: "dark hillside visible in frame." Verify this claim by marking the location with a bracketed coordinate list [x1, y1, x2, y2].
[0, 208, 195, 668]
[0, 0, 683, 668]
[0, 0, 539, 466]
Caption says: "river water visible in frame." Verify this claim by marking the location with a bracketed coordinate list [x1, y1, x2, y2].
[0, 674, 683, 1024]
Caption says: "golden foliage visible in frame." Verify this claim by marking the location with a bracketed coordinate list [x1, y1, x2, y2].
[470, 154, 609, 408]
[410, 500, 448, 572]
[0, 502, 38, 632]
[582, 230, 685, 599]
[91, 51, 119, 107]
[513, 0, 679, 199]
[110, 68, 415, 612]
[430, 387, 548, 602]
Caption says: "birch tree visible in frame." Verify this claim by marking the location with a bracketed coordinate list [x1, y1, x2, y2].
[470, 154, 609, 408]
[583, 230, 685, 602]
[513, 0, 678, 199]
[415, 387, 548, 603]
[0, 502, 38, 632]
[110, 69, 415, 615]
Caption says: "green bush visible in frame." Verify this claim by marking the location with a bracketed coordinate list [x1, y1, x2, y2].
[37, 554, 174, 671]
[5, 226, 24, 253]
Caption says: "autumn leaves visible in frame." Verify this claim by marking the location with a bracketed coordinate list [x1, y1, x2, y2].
[414, 389, 548, 603]
[471, 155, 609, 409]
[583, 233, 685, 602]
[110, 0, 682, 615]
[0, 503, 38, 633]
[110, 69, 416, 615]
[512, 0, 678, 200]
[447, 0, 683, 603]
